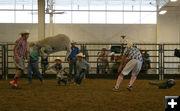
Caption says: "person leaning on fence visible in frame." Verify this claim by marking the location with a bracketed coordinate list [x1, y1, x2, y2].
[28, 42, 43, 84]
[108, 54, 121, 76]
[46, 57, 67, 86]
[67, 41, 80, 81]
[75, 53, 90, 85]
[113, 42, 143, 91]
[97, 48, 109, 74]
[141, 49, 151, 73]
[9, 30, 30, 88]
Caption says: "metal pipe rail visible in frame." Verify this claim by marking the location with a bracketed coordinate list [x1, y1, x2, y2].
[1, 43, 180, 80]
[162, 44, 180, 79]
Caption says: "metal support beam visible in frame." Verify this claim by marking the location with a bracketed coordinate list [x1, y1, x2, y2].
[38, 0, 45, 40]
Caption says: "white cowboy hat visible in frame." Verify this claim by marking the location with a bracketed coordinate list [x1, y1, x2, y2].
[19, 30, 30, 34]
[71, 40, 77, 44]
[126, 42, 133, 47]
[55, 57, 62, 61]
[121, 34, 126, 37]
[76, 53, 85, 57]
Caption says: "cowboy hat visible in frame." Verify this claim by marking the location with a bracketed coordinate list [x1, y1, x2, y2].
[76, 53, 85, 57]
[121, 34, 126, 37]
[19, 30, 30, 34]
[126, 42, 133, 47]
[71, 40, 77, 44]
[55, 57, 62, 61]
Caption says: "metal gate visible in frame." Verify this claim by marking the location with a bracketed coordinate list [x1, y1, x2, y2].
[0, 44, 3, 79]
[162, 44, 180, 79]
[0, 44, 7, 79]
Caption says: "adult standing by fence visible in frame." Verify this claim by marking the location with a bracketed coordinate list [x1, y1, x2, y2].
[68, 41, 80, 82]
[120, 34, 128, 44]
[9, 30, 30, 88]
[120, 34, 128, 54]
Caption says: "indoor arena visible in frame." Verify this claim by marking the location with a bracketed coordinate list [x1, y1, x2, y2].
[0, 0, 180, 111]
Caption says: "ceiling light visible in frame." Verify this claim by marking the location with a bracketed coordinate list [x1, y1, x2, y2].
[159, 10, 167, 15]
[170, 0, 177, 2]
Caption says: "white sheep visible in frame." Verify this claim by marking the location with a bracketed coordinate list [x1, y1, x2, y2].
[29, 34, 71, 61]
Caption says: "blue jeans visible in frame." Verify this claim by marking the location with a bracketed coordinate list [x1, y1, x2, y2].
[57, 77, 67, 85]
[75, 69, 87, 85]
[28, 60, 43, 83]
[69, 58, 77, 78]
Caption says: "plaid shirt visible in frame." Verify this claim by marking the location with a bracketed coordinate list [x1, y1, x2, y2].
[14, 37, 28, 58]
[123, 46, 143, 63]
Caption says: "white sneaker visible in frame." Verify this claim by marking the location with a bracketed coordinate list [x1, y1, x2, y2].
[112, 87, 119, 92]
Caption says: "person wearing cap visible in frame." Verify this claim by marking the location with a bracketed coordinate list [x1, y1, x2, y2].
[113, 42, 143, 91]
[120, 34, 128, 44]
[47, 57, 67, 86]
[75, 53, 89, 85]
[27, 43, 43, 84]
[67, 41, 80, 81]
[120, 34, 128, 54]
[9, 30, 30, 88]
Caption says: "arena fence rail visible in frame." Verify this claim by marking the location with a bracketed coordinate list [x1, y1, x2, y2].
[0, 44, 7, 80]
[1, 43, 180, 80]
[0, 44, 3, 79]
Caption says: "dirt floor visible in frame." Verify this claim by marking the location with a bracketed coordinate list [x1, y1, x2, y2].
[0, 79, 180, 111]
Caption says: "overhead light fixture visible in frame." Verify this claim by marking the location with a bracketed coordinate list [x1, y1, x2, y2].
[159, 10, 167, 15]
[170, 0, 177, 2]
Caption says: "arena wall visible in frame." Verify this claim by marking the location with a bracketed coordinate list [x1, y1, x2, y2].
[0, 24, 156, 43]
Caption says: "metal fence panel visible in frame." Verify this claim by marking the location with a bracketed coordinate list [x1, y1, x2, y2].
[7, 42, 179, 81]
[3, 42, 180, 80]
[163, 44, 180, 76]
[82, 43, 161, 75]
[0, 44, 7, 79]
[0, 44, 3, 78]
[6, 43, 161, 75]
[6, 43, 83, 76]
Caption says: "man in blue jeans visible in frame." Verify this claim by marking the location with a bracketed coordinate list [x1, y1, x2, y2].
[28, 43, 43, 84]
[68, 41, 80, 82]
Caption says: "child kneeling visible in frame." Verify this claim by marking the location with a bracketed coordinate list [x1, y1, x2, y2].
[47, 57, 67, 86]
[75, 53, 89, 85]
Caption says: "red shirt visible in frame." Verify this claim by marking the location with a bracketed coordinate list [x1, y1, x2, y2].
[14, 37, 28, 59]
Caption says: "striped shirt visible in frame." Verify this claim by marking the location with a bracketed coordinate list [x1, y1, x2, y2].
[14, 37, 28, 58]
